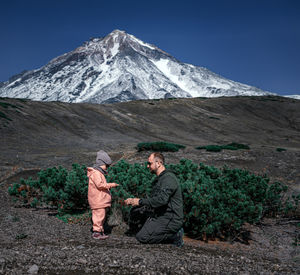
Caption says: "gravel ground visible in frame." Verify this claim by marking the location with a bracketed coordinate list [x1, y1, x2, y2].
[0, 201, 298, 275]
[0, 157, 299, 275]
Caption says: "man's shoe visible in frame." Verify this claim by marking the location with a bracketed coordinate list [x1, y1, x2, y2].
[173, 228, 184, 247]
[92, 232, 109, 240]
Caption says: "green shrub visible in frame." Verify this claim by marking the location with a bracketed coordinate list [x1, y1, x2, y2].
[107, 160, 155, 220]
[111, 159, 295, 239]
[137, 141, 186, 152]
[15, 233, 28, 240]
[196, 142, 250, 152]
[197, 145, 223, 152]
[8, 160, 297, 241]
[8, 182, 21, 196]
[276, 148, 287, 152]
[8, 164, 88, 214]
[226, 142, 250, 150]
[169, 160, 262, 238]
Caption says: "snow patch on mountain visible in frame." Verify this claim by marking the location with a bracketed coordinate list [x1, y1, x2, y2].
[284, 95, 300, 100]
[128, 33, 156, 50]
[0, 29, 273, 103]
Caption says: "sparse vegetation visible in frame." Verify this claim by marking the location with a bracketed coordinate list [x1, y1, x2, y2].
[0, 111, 12, 121]
[16, 98, 28, 103]
[15, 233, 28, 240]
[276, 147, 287, 152]
[0, 102, 19, 109]
[252, 96, 283, 102]
[196, 142, 250, 152]
[8, 164, 89, 214]
[195, 97, 208, 100]
[8, 160, 299, 241]
[0, 100, 23, 121]
[196, 145, 223, 152]
[137, 141, 186, 152]
[56, 211, 91, 224]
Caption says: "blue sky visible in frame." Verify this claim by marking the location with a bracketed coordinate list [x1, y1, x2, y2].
[1, 0, 299, 95]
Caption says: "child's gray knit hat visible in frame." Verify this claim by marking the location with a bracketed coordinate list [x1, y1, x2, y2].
[94, 150, 112, 167]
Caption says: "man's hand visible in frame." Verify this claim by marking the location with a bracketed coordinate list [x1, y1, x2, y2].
[124, 198, 140, 206]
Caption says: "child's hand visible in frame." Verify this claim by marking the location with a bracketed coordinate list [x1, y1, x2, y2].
[111, 183, 119, 188]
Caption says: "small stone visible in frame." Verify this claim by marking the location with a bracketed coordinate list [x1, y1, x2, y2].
[0, 258, 5, 269]
[0, 258, 5, 264]
[78, 258, 87, 264]
[28, 264, 39, 274]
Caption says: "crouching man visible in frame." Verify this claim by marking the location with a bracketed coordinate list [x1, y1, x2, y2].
[124, 152, 184, 247]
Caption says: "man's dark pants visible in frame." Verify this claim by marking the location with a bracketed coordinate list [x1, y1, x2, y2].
[136, 215, 177, 244]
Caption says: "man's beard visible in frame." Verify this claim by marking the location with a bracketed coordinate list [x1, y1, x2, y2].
[150, 168, 157, 174]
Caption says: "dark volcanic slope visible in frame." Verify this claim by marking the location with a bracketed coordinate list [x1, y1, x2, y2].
[1, 96, 300, 168]
[1, 96, 300, 149]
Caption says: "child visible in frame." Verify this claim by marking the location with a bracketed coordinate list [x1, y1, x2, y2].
[87, 150, 119, 240]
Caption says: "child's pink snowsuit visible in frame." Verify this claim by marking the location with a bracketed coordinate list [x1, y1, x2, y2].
[87, 167, 115, 233]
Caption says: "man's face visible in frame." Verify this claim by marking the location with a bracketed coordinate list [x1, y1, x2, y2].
[147, 155, 157, 174]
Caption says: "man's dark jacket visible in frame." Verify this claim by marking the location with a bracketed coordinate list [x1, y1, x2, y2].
[139, 169, 183, 232]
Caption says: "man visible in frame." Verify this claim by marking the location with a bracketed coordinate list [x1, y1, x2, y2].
[124, 152, 184, 247]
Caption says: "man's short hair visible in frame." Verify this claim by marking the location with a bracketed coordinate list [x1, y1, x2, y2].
[151, 152, 165, 165]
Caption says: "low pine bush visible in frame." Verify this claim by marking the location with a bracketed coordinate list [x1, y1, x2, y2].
[196, 145, 223, 152]
[8, 160, 298, 240]
[8, 164, 88, 214]
[276, 148, 287, 152]
[227, 142, 250, 150]
[107, 160, 155, 220]
[137, 141, 186, 152]
[196, 142, 250, 152]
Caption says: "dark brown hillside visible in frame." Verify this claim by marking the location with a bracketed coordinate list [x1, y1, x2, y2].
[0, 95, 299, 274]
[1, 95, 300, 187]
[1, 96, 300, 147]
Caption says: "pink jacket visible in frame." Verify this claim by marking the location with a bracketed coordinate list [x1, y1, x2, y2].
[87, 167, 115, 209]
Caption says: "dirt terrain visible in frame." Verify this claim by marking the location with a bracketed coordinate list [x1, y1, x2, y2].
[0, 96, 299, 274]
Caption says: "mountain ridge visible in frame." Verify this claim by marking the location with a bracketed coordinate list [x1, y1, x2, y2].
[1, 95, 299, 150]
[0, 30, 273, 103]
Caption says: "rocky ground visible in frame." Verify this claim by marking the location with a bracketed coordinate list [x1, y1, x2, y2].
[0, 96, 299, 274]
[0, 147, 299, 274]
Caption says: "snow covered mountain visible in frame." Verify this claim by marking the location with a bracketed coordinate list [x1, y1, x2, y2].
[0, 29, 272, 103]
[284, 95, 300, 100]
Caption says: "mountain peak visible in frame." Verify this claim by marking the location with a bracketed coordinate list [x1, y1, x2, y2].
[0, 30, 273, 103]
[105, 29, 127, 41]
[111, 29, 126, 35]
[77, 29, 149, 57]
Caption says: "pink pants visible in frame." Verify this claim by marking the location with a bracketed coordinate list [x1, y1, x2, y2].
[92, 208, 107, 232]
